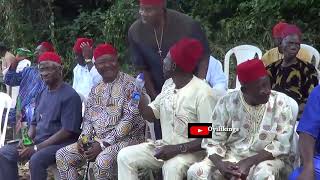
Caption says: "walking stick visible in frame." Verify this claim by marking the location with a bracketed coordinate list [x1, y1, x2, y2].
[83, 161, 90, 180]
[81, 134, 91, 180]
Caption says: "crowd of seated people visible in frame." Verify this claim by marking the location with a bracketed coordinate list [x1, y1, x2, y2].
[0, 0, 319, 180]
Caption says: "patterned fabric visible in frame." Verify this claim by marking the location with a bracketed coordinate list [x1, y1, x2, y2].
[203, 90, 294, 159]
[56, 139, 142, 180]
[149, 76, 220, 145]
[267, 59, 318, 118]
[4, 66, 45, 124]
[194, 90, 295, 179]
[262, 47, 312, 66]
[56, 72, 145, 180]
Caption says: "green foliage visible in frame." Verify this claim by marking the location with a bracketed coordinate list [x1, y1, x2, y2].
[0, 0, 319, 84]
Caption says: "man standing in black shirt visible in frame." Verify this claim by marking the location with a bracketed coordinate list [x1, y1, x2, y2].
[128, 0, 210, 139]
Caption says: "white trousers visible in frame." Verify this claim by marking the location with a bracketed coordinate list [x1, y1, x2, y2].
[117, 142, 205, 180]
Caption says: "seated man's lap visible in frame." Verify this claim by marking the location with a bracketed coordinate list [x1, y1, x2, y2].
[119, 142, 205, 172]
[57, 140, 142, 169]
[29, 144, 66, 167]
[56, 143, 84, 165]
[188, 157, 288, 179]
[0, 142, 66, 167]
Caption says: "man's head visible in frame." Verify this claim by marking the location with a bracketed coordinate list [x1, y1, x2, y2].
[163, 38, 203, 79]
[272, 22, 288, 48]
[38, 52, 62, 85]
[73, 38, 93, 64]
[0, 42, 8, 57]
[35, 42, 55, 61]
[139, 0, 166, 25]
[280, 24, 301, 60]
[237, 58, 271, 105]
[93, 43, 119, 83]
[15, 48, 33, 61]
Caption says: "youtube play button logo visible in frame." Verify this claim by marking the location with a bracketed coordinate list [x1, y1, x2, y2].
[188, 123, 212, 138]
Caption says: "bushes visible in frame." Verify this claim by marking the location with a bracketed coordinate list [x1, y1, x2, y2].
[0, 0, 319, 82]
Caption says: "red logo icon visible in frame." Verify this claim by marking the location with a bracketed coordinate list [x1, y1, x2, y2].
[189, 126, 210, 136]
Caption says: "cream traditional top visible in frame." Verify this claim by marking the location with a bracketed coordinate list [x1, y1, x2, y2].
[149, 76, 220, 145]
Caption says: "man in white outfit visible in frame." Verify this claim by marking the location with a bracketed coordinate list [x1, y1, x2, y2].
[72, 38, 102, 99]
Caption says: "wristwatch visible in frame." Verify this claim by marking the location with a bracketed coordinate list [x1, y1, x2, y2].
[179, 144, 188, 153]
[33, 145, 38, 152]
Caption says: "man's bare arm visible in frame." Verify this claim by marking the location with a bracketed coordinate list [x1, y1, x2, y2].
[138, 93, 156, 122]
[143, 70, 158, 100]
[299, 133, 316, 171]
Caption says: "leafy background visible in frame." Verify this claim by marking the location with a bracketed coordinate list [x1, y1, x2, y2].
[0, 0, 319, 84]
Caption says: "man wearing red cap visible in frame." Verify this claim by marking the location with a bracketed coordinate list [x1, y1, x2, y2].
[128, 0, 211, 139]
[267, 24, 318, 119]
[4, 42, 54, 128]
[56, 43, 145, 180]
[0, 52, 83, 180]
[117, 38, 219, 180]
[262, 22, 311, 66]
[72, 38, 102, 99]
[188, 59, 295, 180]
[34, 41, 55, 60]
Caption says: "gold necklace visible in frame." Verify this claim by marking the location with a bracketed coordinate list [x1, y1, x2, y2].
[154, 26, 164, 58]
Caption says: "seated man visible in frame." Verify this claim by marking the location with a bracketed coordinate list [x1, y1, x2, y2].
[267, 24, 318, 118]
[117, 38, 220, 180]
[289, 85, 320, 180]
[0, 43, 15, 94]
[72, 37, 102, 99]
[0, 52, 82, 180]
[56, 43, 146, 180]
[205, 55, 228, 95]
[262, 22, 311, 66]
[4, 42, 54, 126]
[188, 59, 295, 180]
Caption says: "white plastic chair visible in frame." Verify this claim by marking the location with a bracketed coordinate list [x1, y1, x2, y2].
[300, 44, 320, 83]
[287, 95, 300, 168]
[224, 45, 262, 89]
[300, 44, 320, 69]
[0, 92, 12, 147]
